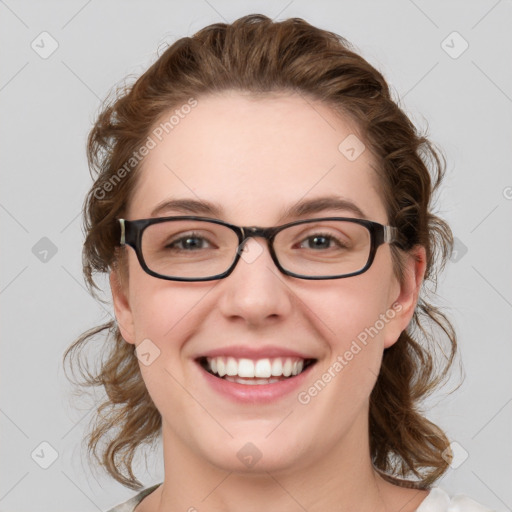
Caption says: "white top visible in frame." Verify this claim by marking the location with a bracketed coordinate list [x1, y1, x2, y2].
[107, 484, 495, 511]
[417, 487, 495, 512]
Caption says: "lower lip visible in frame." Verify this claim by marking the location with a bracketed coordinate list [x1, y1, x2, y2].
[196, 362, 316, 404]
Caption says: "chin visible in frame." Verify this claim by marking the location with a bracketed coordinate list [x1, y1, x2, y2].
[195, 431, 308, 475]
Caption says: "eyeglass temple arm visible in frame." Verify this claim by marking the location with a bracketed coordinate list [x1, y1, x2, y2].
[383, 225, 398, 244]
[119, 219, 126, 245]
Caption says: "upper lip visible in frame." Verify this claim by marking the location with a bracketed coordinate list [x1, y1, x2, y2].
[195, 345, 317, 360]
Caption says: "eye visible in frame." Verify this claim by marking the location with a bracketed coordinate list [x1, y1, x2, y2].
[298, 233, 347, 250]
[166, 232, 213, 251]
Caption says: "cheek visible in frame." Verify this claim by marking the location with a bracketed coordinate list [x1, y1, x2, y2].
[125, 253, 194, 342]
[126, 262, 220, 372]
[300, 278, 399, 414]
[303, 264, 398, 392]
[307, 271, 396, 346]
[130, 280, 206, 344]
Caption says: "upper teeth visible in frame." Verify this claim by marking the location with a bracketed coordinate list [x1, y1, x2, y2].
[207, 357, 305, 378]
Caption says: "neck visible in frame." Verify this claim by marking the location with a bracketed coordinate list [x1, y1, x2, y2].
[153, 415, 396, 512]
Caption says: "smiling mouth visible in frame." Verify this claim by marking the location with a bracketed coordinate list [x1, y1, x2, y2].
[197, 356, 317, 385]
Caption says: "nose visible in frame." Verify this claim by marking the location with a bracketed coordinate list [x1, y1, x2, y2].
[216, 238, 293, 327]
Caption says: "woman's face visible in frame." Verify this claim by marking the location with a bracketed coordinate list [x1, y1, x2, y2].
[112, 91, 422, 474]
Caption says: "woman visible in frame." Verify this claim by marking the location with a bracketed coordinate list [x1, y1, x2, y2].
[65, 14, 493, 512]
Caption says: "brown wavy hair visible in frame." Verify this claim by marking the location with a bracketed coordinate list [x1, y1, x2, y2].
[64, 14, 458, 490]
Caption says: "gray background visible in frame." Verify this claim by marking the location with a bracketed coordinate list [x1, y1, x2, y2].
[1, 1, 511, 511]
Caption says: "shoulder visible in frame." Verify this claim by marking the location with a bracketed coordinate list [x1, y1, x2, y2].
[105, 484, 162, 512]
[417, 487, 496, 512]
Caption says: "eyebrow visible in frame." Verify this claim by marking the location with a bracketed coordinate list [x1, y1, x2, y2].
[149, 195, 367, 222]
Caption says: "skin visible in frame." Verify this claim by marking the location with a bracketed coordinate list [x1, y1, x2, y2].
[111, 91, 428, 512]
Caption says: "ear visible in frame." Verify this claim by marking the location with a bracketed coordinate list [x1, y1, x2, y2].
[110, 270, 136, 345]
[383, 245, 427, 349]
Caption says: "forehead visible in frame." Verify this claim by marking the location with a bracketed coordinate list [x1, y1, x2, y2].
[128, 91, 387, 224]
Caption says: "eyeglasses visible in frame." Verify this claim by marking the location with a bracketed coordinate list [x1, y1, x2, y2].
[118, 216, 399, 281]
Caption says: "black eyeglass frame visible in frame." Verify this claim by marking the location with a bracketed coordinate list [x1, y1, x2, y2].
[118, 216, 399, 282]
